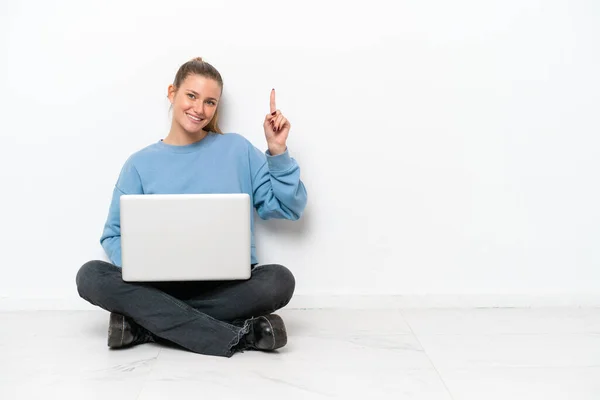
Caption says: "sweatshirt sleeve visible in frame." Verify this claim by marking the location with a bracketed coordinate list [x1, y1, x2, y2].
[249, 145, 307, 220]
[100, 158, 143, 267]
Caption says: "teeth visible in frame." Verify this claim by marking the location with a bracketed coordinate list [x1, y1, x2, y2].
[187, 113, 202, 122]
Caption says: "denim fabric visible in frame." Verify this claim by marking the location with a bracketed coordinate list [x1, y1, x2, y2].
[75, 261, 295, 357]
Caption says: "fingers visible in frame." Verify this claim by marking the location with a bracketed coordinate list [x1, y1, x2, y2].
[274, 114, 286, 131]
[266, 109, 280, 122]
[270, 89, 276, 114]
[265, 109, 289, 132]
[273, 115, 289, 132]
[266, 110, 283, 130]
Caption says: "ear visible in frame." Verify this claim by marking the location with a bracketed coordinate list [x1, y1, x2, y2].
[167, 84, 176, 104]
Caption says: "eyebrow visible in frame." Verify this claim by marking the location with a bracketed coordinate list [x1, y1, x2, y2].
[186, 90, 218, 101]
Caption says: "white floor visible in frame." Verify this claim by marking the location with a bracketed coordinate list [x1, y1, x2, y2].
[1, 308, 600, 399]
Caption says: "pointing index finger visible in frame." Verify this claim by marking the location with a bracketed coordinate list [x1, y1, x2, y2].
[270, 89, 276, 114]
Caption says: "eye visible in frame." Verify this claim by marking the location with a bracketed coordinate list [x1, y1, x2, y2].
[187, 93, 196, 100]
[207, 100, 216, 106]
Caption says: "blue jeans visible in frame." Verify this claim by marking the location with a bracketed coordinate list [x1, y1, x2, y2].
[75, 261, 295, 357]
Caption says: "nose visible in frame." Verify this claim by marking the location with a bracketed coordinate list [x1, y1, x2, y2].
[194, 103, 206, 117]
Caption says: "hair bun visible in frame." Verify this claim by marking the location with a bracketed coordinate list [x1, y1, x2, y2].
[192, 57, 204, 62]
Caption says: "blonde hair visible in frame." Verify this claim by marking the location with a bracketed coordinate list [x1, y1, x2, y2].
[172, 57, 224, 134]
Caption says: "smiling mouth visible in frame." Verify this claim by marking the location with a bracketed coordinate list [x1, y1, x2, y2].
[186, 113, 204, 123]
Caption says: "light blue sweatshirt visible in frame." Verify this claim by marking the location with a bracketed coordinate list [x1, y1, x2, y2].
[100, 132, 307, 267]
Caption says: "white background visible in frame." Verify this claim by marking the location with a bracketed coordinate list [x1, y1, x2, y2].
[1, 0, 599, 308]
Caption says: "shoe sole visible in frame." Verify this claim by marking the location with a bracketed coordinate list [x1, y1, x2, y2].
[107, 313, 125, 348]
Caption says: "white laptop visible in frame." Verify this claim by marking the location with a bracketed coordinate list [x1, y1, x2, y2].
[120, 193, 251, 282]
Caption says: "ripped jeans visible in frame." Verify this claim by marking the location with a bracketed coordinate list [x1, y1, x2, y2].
[75, 260, 295, 357]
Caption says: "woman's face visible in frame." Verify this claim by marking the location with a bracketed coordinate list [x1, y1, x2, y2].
[168, 74, 221, 135]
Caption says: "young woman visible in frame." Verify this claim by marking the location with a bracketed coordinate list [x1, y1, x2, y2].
[76, 57, 307, 357]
